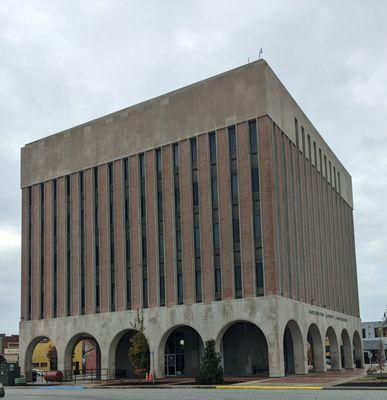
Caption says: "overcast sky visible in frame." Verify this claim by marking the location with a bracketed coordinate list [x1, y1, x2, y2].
[1, 0, 386, 335]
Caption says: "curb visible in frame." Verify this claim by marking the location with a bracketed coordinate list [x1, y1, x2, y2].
[215, 385, 323, 390]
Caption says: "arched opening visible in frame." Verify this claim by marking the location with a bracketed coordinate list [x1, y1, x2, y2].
[326, 326, 340, 370]
[341, 329, 353, 369]
[64, 333, 101, 381]
[109, 329, 149, 379]
[283, 320, 305, 375]
[306, 324, 325, 372]
[221, 321, 268, 376]
[353, 331, 363, 368]
[163, 326, 204, 377]
[24, 336, 58, 381]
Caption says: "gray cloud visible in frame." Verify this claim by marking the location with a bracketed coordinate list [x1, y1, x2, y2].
[0, 0, 386, 334]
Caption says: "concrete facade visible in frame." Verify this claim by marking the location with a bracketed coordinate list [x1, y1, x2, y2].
[20, 60, 362, 378]
[19, 297, 362, 378]
[362, 321, 387, 363]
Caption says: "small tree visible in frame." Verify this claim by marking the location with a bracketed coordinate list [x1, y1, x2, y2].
[128, 309, 150, 381]
[46, 344, 58, 371]
[196, 339, 224, 384]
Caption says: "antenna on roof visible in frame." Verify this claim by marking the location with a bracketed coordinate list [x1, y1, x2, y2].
[258, 47, 263, 60]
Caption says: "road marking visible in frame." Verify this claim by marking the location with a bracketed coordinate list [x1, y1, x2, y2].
[39, 385, 84, 390]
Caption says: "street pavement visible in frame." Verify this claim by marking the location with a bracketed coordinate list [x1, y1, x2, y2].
[3, 387, 387, 400]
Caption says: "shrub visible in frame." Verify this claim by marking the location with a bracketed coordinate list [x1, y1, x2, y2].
[196, 339, 224, 384]
[128, 310, 150, 380]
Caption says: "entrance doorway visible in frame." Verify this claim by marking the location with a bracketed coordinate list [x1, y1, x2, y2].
[164, 326, 203, 376]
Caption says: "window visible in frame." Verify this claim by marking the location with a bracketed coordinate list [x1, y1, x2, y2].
[209, 132, 221, 300]
[123, 159, 131, 310]
[213, 223, 220, 249]
[229, 127, 236, 155]
[139, 154, 148, 308]
[156, 149, 165, 306]
[191, 138, 202, 302]
[65, 176, 71, 316]
[229, 125, 242, 298]
[294, 118, 299, 150]
[108, 163, 115, 312]
[27, 185, 33, 319]
[173, 144, 183, 304]
[53, 179, 58, 318]
[94, 167, 100, 312]
[39, 182, 45, 319]
[252, 167, 259, 192]
[249, 120, 264, 296]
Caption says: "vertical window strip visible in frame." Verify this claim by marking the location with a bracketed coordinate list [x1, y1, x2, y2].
[191, 138, 202, 302]
[173, 144, 183, 304]
[94, 167, 100, 313]
[228, 125, 242, 299]
[39, 182, 45, 319]
[209, 132, 222, 300]
[79, 171, 86, 315]
[249, 120, 264, 296]
[139, 154, 148, 308]
[294, 118, 299, 150]
[156, 149, 166, 306]
[53, 179, 58, 318]
[289, 139, 299, 300]
[27, 186, 32, 320]
[66, 175, 71, 316]
[108, 163, 116, 312]
[281, 133, 292, 297]
[324, 155, 327, 179]
[123, 159, 131, 310]
[295, 122, 305, 301]
[329, 161, 332, 186]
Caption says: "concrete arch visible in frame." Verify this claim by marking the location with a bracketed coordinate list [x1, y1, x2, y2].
[353, 330, 363, 368]
[64, 332, 101, 378]
[108, 329, 139, 379]
[159, 324, 204, 377]
[326, 326, 340, 370]
[218, 320, 269, 376]
[283, 320, 305, 375]
[307, 323, 325, 372]
[24, 336, 57, 373]
[341, 329, 353, 369]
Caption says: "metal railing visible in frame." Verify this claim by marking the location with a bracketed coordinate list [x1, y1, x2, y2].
[24, 368, 109, 383]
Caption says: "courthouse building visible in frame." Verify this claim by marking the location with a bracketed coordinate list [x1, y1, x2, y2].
[19, 60, 363, 378]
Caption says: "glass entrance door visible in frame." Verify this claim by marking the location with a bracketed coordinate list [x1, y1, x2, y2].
[164, 354, 176, 376]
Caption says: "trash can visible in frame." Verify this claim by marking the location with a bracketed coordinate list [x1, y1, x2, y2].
[0, 363, 20, 386]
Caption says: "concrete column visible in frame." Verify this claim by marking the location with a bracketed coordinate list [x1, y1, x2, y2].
[56, 344, 66, 373]
[267, 332, 285, 377]
[342, 342, 354, 369]
[152, 341, 164, 379]
[100, 344, 110, 378]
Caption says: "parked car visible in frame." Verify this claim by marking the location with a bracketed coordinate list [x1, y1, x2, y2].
[0, 383, 5, 398]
